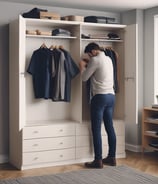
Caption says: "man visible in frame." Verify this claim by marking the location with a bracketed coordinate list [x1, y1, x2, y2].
[79, 42, 116, 169]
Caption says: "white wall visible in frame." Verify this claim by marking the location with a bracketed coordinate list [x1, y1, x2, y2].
[0, 1, 121, 163]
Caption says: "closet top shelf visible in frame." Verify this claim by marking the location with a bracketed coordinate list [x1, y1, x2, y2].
[20, 15, 126, 30]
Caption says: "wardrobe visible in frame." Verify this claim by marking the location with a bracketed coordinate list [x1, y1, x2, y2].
[9, 15, 126, 170]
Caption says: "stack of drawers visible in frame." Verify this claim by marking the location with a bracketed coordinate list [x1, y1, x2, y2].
[20, 120, 125, 169]
[102, 120, 125, 157]
[76, 123, 93, 160]
[22, 123, 76, 167]
[76, 119, 125, 160]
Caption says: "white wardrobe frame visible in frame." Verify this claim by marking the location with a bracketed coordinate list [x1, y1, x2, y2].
[9, 15, 126, 170]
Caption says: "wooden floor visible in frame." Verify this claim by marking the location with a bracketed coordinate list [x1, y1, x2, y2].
[0, 151, 158, 180]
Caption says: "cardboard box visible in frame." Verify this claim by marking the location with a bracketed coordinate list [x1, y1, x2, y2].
[62, 15, 84, 22]
[40, 12, 60, 20]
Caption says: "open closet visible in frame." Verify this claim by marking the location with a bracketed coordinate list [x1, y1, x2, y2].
[9, 15, 126, 170]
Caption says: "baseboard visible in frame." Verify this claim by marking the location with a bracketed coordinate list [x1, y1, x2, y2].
[0, 154, 9, 163]
[125, 143, 142, 152]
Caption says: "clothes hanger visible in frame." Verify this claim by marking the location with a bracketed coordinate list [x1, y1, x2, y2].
[40, 42, 47, 48]
[59, 45, 64, 50]
[49, 45, 55, 50]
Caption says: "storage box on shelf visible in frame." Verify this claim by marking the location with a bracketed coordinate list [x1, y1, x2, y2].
[142, 107, 158, 152]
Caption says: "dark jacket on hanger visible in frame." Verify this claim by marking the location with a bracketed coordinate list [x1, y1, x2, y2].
[104, 48, 119, 93]
[27, 47, 52, 99]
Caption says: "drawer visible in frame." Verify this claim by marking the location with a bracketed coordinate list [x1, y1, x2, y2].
[76, 124, 91, 136]
[76, 147, 93, 159]
[76, 135, 124, 148]
[23, 124, 75, 139]
[76, 135, 93, 147]
[102, 145, 125, 155]
[113, 120, 125, 135]
[23, 136, 75, 152]
[102, 135, 125, 146]
[101, 120, 125, 136]
[23, 148, 75, 165]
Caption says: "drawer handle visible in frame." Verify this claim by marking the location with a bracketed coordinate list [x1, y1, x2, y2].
[59, 129, 63, 132]
[33, 144, 38, 147]
[33, 157, 38, 161]
[60, 142, 63, 145]
[60, 154, 63, 157]
[33, 131, 39, 134]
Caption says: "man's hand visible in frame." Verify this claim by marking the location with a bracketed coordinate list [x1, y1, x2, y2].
[79, 60, 88, 72]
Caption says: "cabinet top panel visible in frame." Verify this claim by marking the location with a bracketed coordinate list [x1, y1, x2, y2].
[19, 15, 126, 30]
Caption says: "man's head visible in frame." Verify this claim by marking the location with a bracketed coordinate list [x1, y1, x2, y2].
[84, 42, 100, 57]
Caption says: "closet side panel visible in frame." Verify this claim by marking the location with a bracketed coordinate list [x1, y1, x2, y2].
[9, 20, 22, 168]
[113, 31, 125, 119]
[124, 25, 138, 126]
[69, 25, 82, 122]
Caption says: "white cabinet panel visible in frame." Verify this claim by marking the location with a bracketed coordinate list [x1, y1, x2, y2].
[124, 24, 138, 125]
[76, 147, 93, 159]
[23, 124, 76, 139]
[102, 145, 125, 155]
[76, 124, 91, 135]
[76, 135, 93, 147]
[102, 135, 125, 146]
[23, 148, 75, 165]
[23, 136, 75, 152]
[101, 120, 125, 136]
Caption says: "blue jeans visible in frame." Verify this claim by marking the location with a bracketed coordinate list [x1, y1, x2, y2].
[90, 94, 116, 160]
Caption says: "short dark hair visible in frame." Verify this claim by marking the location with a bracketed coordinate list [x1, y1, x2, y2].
[84, 42, 100, 53]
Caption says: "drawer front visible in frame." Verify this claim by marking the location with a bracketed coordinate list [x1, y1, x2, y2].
[102, 145, 125, 155]
[113, 120, 125, 135]
[76, 120, 124, 137]
[23, 148, 75, 165]
[76, 124, 91, 136]
[76, 147, 93, 159]
[23, 136, 75, 152]
[102, 135, 125, 146]
[76, 135, 93, 147]
[101, 120, 125, 136]
[23, 124, 75, 139]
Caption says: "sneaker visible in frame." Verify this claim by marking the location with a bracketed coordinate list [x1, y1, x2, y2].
[102, 156, 116, 166]
[85, 159, 103, 169]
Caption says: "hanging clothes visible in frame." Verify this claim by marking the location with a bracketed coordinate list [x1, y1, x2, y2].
[50, 48, 66, 101]
[27, 46, 80, 102]
[83, 47, 119, 104]
[60, 48, 80, 102]
[27, 47, 52, 99]
[102, 47, 119, 93]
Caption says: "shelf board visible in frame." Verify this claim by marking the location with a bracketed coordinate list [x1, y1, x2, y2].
[23, 16, 80, 27]
[143, 145, 158, 151]
[20, 15, 126, 30]
[144, 119, 158, 124]
[81, 22, 126, 30]
[144, 107, 158, 111]
[144, 133, 158, 138]
[25, 120, 80, 127]
[81, 38, 123, 42]
[26, 34, 77, 39]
